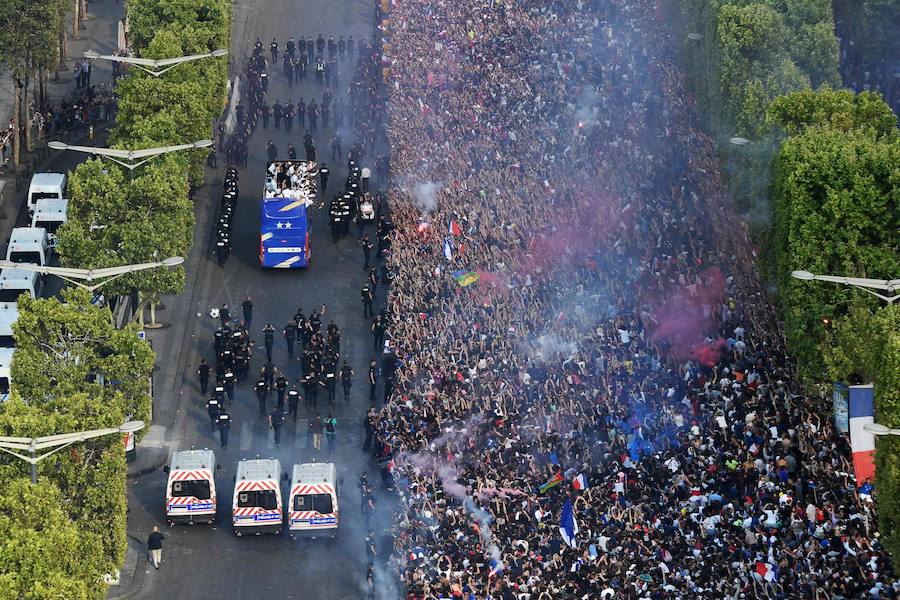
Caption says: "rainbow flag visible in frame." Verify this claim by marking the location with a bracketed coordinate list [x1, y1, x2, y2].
[539, 471, 564, 494]
[452, 270, 479, 287]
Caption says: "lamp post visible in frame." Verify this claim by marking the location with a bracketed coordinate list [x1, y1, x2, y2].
[83, 49, 228, 78]
[48, 139, 212, 171]
[864, 423, 900, 436]
[0, 256, 184, 293]
[791, 271, 900, 304]
[0, 421, 144, 483]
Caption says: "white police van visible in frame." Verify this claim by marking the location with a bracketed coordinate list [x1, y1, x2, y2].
[232, 458, 283, 536]
[164, 449, 220, 526]
[288, 462, 340, 539]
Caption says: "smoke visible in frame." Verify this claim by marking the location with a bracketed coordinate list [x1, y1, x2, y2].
[527, 333, 578, 361]
[650, 266, 727, 360]
[397, 176, 443, 214]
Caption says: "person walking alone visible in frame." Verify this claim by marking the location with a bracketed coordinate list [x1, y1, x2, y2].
[325, 414, 337, 450]
[147, 526, 165, 569]
[197, 358, 211, 395]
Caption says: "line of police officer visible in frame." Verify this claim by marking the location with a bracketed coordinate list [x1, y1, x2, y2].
[202, 303, 354, 448]
[215, 167, 239, 267]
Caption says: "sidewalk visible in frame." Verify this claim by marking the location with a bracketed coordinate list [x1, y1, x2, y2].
[0, 0, 123, 177]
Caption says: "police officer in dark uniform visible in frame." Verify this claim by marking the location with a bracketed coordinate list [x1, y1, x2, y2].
[261, 101, 270, 129]
[269, 406, 286, 447]
[283, 320, 297, 358]
[368, 359, 378, 402]
[287, 386, 301, 422]
[340, 361, 353, 402]
[215, 239, 230, 266]
[283, 53, 294, 86]
[275, 373, 288, 411]
[286, 37, 295, 59]
[360, 234, 373, 268]
[283, 99, 294, 132]
[297, 98, 306, 128]
[216, 408, 231, 448]
[371, 314, 385, 350]
[287, 143, 297, 160]
[263, 323, 276, 362]
[319, 163, 330, 192]
[270, 38, 279, 62]
[273, 100, 283, 128]
[267, 140, 278, 163]
[206, 395, 221, 432]
[255, 378, 268, 417]
[305, 370, 319, 409]
[223, 367, 237, 404]
[197, 358, 211, 395]
[361, 282, 374, 318]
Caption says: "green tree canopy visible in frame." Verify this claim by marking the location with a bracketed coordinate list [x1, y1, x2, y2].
[769, 87, 899, 138]
[0, 478, 105, 600]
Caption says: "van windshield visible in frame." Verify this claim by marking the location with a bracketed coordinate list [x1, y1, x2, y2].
[0, 336, 14, 348]
[8, 252, 42, 265]
[34, 221, 62, 234]
[0, 290, 26, 303]
[293, 493, 333, 514]
[171, 479, 211, 500]
[31, 192, 60, 202]
[0, 377, 8, 395]
[238, 489, 277, 510]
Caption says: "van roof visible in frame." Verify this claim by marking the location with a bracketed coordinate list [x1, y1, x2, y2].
[170, 449, 216, 471]
[32, 198, 68, 216]
[0, 302, 19, 332]
[0, 268, 39, 286]
[291, 462, 336, 485]
[0, 347, 15, 368]
[9, 227, 48, 247]
[236, 458, 280, 481]
[29, 173, 66, 189]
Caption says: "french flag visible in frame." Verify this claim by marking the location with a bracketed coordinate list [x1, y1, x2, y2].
[443, 238, 453, 261]
[572, 473, 589, 491]
[448, 219, 462, 236]
[849, 384, 876, 485]
[755, 561, 776, 582]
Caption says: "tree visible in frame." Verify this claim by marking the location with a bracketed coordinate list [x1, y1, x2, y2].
[56, 157, 194, 316]
[127, 0, 233, 51]
[0, 0, 62, 164]
[3, 288, 154, 578]
[0, 478, 105, 600]
[768, 87, 898, 138]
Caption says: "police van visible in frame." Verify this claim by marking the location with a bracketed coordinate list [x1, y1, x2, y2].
[0, 302, 18, 348]
[6, 227, 52, 266]
[288, 462, 340, 538]
[0, 268, 43, 303]
[163, 449, 220, 526]
[233, 458, 283, 536]
[27, 172, 66, 215]
[30, 198, 68, 247]
[0, 347, 13, 401]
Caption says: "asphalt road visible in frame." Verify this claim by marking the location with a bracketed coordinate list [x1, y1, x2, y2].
[120, 0, 396, 597]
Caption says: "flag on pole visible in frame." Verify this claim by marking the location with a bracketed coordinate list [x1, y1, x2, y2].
[572, 473, 589, 491]
[448, 219, 462, 236]
[849, 384, 876, 484]
[559, 499, 578, 548]
[443, 238, 453, 261]
[539, 471, 563, 494]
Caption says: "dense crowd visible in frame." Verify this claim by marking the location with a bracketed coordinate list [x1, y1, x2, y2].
[366, 0, 899, 599]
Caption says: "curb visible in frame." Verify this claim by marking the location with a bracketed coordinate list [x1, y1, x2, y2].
[106, 534, 149, 600]
[126, 447, 169, 480]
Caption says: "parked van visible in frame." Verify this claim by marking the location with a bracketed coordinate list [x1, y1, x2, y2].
[30, 198, 68, 246]
[164, 449, 220, 526]
[0, 302, 18, 347]
[27, 173, 66, 215]
[6, 227, 52, 266]
[232, 458, 283, 536]
[0, 347, 12, 400]
[0, 268, 43, 303]
[288, 462, 340, 538]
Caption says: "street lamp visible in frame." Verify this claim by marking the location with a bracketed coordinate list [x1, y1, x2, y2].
[864, 423, 900, 436]
[0, 420, 144, 483]
[83, 49, 228, 77]
[729, 136, 750, 146]
[0, 256, 184, 293]
[48, 140, 212, 171]
[791, 271, 900, 304]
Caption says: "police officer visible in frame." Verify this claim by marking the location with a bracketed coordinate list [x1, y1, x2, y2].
[287, 386, 301, 422]
[206, 395, 221, 432]
[197, 358, 211, 395]
[270, 38, 279, 62]
[297, 98, 306, 128]
[269, 406, 286, 447]
[242, 296, 254, 329]
[340, 361, 353, 402]
[261, 101, 270, 129]
[215, 239, 230, 266]
[360, 234, 373, 268]
[216, 408, 231, 448]
[287, 143, 297, 160]
[273, 100, 283, 128]
[223, 368, 237, 404]
[305, 370, 318, 409]
[283, 53, 294, 86]
[368, 359, 378, 402]
[325, 368, 337, 405]
[286, 36, 296, 59]
[361, 282, 374, 318]
[275, 373, 288, 411]
[267, 140, 278, 163]
[255, 378, 268, 417]
[263, 323, 276, 362]
[371, 314, 385, 351]
[283, 320, 297, 358]
[319, 163, 330, 192]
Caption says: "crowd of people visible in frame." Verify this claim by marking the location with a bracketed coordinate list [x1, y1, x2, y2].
[362, 0, 899, 599]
